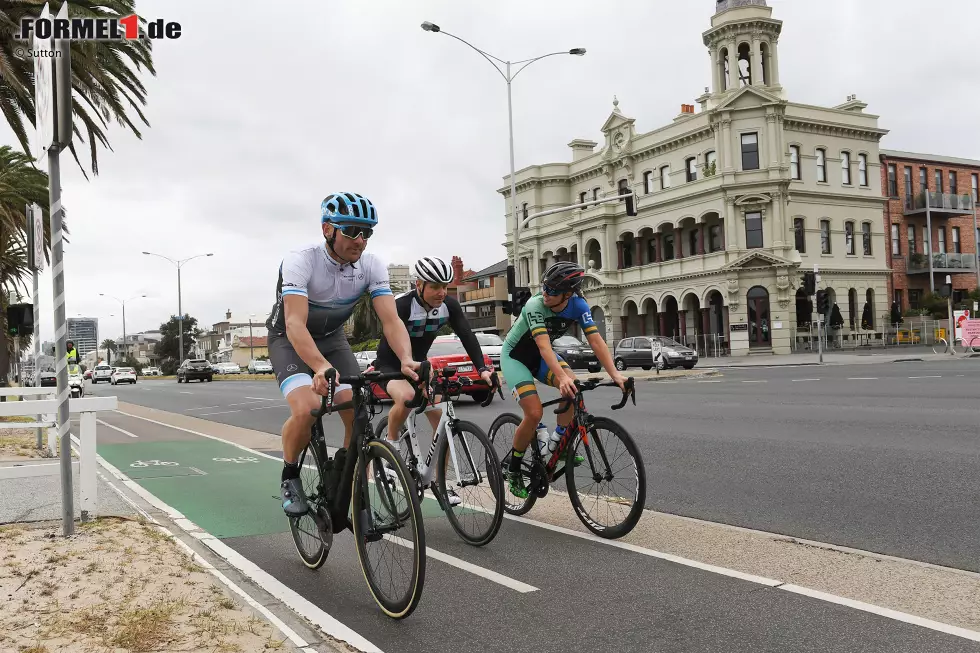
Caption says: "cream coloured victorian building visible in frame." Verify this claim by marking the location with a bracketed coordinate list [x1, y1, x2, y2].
[501, 0, 891, 357]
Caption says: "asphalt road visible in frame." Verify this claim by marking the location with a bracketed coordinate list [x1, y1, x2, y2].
[88, 408, 980, 653]
[90, 357, 980, 572]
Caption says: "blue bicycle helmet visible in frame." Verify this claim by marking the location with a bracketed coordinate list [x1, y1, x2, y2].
[320, 193, 378, 227]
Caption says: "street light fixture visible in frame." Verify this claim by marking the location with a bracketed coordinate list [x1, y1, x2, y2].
[248, 313, 256, 363]
[142, 251, 214, 365]
[100, 293, 146, 363]
[420, 21, 585, 285]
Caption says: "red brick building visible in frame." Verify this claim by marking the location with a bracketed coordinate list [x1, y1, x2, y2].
[879, 150, 980, 311]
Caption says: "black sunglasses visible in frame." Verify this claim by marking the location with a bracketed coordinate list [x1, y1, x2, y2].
[332, 223, 374, 240]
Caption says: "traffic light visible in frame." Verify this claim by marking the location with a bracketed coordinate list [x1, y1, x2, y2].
[816, 290, 829, 314]
[6, 303, 33, 337]
[939, 283, 952, 298]
[512, 287, 532, 314]
[802, 271, 816, 296]
[625, 189, 637, 217]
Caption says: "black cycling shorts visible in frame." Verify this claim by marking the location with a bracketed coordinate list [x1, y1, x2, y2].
[268, 328, 359, 397]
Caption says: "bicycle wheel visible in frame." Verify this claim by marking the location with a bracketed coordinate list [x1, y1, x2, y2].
[438, 420, 504, 546]
[566, 416, 646, 539]
[487, 413, 539, 515]
[351, 438, 426, 619]
[372, 415, 422, 522]
[288, 438, 329, 569]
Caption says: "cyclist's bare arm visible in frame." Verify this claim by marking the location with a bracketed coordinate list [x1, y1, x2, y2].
[283, 294, 330, 373]
[374, 294, 420, 381]
[586, 331, 616, 372]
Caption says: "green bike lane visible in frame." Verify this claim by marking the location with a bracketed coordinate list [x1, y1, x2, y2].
[91, 410, 980, 653]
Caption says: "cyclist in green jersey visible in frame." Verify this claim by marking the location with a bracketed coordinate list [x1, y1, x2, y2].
[500, 262, 626, 498]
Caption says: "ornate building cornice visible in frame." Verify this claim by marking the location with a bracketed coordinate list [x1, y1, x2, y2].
[783, 117, 887, 143]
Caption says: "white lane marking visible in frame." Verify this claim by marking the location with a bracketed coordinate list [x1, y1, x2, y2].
[791, 379, 820, 382]
[740, 380, 767, 383]
[697, 380, 722, 384]
[387, 535, 537, 593]
[847, 377, 877, 381]
[245, 396, 278, 401]
[780, 584, 980, 643]
[194, 535, 384, 652]
[505, 514, 980, 643]
[97, 418, 138, 438]
[909, 376, 941, 379]
[197, 410, 242, 416]
[227, 400, 270, 407]
[180, 391, 192, 394]
[249, 404, 288, 411]
[111, 411, 281, 462]
[185, 405, 221, 412]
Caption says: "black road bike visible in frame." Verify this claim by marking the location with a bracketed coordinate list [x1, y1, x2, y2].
[288, 363, 431, 619]
[488, 377, 646, 540]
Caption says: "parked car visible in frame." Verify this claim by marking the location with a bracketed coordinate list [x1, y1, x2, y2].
[111, 367, 137, 385]
[354, 350, 377, 372]
[92, 363, 113, 384]
[368, 335, 496, 403]
[216, 362, 242, 374]
[552, 335, 601, 373]
[247, 359, 274, 374]
[142, 366, 162, 376]
[177, 359, 214, 383]
[38, 369, 56, 387]
[475, 333, 503, 370]
[614, 336, 698, 370]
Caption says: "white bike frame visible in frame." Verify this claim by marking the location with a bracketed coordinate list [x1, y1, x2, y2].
[395, 397, 476, 493]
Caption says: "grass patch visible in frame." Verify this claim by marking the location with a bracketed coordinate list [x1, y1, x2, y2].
[110, 600, 182, 651]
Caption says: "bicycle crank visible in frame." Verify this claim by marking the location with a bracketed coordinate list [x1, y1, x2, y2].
[311, 504, 334, 553]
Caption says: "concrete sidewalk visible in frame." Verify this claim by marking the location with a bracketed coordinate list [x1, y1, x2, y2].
[705, 350, 974, 367]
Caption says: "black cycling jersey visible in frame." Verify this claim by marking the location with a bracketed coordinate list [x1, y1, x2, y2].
[375, 290, 487, 371]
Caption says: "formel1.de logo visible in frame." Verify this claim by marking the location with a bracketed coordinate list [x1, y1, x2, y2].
[15, 13, 181, 41]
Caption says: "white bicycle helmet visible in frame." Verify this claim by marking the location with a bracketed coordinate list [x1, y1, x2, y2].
[414, 257, 454, 284]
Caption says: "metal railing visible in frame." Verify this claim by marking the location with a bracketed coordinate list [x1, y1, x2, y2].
[906, 253, 977, 273]
[792, 317, 943, 351]
[908, 190, 974, 212]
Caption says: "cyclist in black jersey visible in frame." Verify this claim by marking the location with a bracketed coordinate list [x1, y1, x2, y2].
[375, 256, 494, 443]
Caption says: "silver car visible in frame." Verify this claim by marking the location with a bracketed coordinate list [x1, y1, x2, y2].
[614, 336, 699, 370]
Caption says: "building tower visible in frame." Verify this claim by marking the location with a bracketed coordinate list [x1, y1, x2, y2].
[703, 0, 783, 109]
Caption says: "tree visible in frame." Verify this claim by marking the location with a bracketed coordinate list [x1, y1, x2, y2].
[100, 338, 116, 364]
[0, 147, 54, 384]
[0, 0, 155, 176]
[890, 302, 903, 327]
[861, 302, 874, 331]
[154, 314, 199, 374]
[349, 293, 382, 343]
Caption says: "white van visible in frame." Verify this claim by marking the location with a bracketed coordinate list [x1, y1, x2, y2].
[92, 363, 113, 384]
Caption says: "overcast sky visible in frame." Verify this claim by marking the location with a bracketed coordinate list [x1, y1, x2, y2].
[10, 0, 980, 344]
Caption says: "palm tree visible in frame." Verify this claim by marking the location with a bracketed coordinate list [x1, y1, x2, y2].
[0, 146, 52, 382]
[349, 293, 382, 343]
[0, 0, 155, 176]
[100, 338, 116, 363]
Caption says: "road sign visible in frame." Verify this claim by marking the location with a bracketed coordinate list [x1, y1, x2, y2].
[54, 2, 72, 150]
[33, 3, 53, 161]
[28, 203, 44, 271]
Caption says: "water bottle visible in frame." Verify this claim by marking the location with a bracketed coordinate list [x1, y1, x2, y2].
[547, 425, 567, 454]
[535, 423, 551, 456]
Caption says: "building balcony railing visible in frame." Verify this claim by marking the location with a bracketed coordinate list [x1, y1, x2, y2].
[906, 253, 977, 274]
[460, 286, 506, 304]
[467, 315, 498, 329]
[903, 191, 975, 216]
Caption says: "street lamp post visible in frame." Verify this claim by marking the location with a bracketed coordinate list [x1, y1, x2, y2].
[100, 293, 146, 363]
[248, 314, 255, 362]
[420, 21, 585, 286]
[142, 252, 213, 366]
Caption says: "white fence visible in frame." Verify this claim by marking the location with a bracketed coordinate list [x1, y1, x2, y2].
[0, 387, 118, 521]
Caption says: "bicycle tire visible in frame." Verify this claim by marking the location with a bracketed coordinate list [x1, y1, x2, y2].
[351, 438, 426, 619]
[438, 420, 504, 546]
[565, 416, 646, 540]
[487, 412, 539, 515]
[288, 440, 329, 569]
[373, 415, 423, 521]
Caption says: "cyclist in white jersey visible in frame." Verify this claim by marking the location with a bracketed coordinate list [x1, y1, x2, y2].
[266, 192, 420, 516]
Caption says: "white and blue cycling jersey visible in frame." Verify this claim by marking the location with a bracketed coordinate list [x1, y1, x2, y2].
[265, 242, 392, 338]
